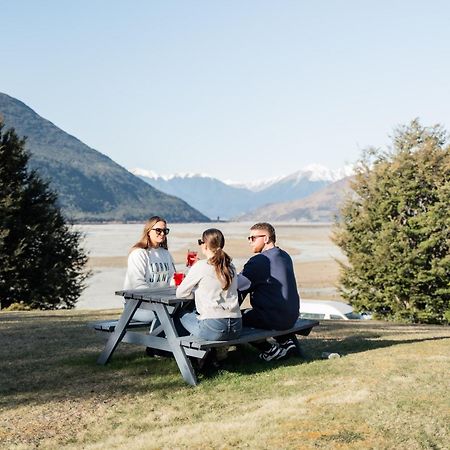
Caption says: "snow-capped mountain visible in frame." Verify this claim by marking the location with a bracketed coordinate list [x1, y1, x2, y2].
[130, 165, 353, 220]
[130, 170, 255, 220]
[280, 164, 354, 183]
[225, 164, 353, 190]
[225, 175, 286, 192]
[131, 168, 212, 181]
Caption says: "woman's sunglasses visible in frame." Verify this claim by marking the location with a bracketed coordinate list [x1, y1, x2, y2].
[152, 228, 170, 236]
[197, 239, 204, 245]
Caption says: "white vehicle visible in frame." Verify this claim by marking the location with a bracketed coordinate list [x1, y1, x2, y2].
[299, 299, 370, 320]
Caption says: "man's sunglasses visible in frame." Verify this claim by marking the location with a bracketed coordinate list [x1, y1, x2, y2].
[198, 239, 204, 245]
[152, 228, 170, 235]
[247, 235, 266, 242]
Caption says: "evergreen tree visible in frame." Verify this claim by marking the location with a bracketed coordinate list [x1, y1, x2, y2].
[0, 121, 89, 309]
[333, 120, 450, 324]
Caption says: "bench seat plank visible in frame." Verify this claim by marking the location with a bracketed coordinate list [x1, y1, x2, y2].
[178, 319, 319, 349]
[89, 319, 152, 332]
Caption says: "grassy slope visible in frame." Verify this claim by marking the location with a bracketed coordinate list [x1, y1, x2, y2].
[1, 310, 449, 449]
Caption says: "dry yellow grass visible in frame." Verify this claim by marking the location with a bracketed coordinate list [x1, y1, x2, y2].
[1, 311, 449, 449]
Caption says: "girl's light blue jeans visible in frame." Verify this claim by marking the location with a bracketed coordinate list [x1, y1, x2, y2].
[180, 311, 242, 341]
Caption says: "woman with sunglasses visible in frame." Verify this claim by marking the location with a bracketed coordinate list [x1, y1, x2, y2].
[176, 228, 242, 341]
[123, 216, 175, 322]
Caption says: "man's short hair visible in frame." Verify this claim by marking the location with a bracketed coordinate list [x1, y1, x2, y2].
[250, 222, 276, 243]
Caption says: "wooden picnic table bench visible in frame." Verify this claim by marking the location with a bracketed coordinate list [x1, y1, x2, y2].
[90, 287, 319, 386]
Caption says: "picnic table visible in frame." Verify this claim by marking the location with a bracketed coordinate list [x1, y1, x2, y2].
[92, 287, 319, 386]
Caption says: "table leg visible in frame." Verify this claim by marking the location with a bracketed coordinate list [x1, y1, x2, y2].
[293, 335, 306, 359]
[153, 303, 198, 386]
[97, 298, 141, 365]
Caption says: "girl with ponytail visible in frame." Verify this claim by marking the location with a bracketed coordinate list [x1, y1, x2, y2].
[176, 228, 242, 341]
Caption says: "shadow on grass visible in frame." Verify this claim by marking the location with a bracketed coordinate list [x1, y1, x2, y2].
[198, 320, 450, 380]
[307, 320, 450, 358]
[1, 312, 449, 407]
[196, 345, 306, 381]
[0, 313, 192, 408]
[305, 334, 450, 357]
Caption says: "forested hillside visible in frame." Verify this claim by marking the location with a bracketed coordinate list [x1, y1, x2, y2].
[0, 93, 208, 222]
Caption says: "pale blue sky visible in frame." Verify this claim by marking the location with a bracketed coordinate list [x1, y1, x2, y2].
[2, 1, 450, 181]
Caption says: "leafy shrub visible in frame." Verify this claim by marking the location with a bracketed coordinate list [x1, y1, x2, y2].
[333, 120, 450, 324]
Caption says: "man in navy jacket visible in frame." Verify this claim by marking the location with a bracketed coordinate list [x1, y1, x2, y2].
[238, 223, 300, 361]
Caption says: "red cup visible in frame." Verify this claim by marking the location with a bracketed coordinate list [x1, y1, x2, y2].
[173, 272, 185, 286]
[186, 250, 198, 267]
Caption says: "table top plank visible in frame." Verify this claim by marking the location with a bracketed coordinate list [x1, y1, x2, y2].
[115, 287, 187, 305]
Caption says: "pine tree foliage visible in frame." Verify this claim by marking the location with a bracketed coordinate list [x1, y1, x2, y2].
[333, 120, 450, 324]
[0, 121, 89, 309]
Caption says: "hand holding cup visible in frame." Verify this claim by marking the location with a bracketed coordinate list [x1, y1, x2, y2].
[173, 272, 185, 286]
[186, 250, 198, 267]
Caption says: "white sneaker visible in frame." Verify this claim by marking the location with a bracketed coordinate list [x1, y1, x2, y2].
[259, 344, 284, 361]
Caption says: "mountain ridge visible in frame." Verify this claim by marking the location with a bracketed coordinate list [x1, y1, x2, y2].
[131, 165, 354, 220]
[236, 177, 354, 222]
[132, 163, 354, 189]
[0, 92, 208, 222]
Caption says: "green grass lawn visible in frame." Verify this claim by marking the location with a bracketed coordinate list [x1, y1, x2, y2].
[1, 310, 449, 449]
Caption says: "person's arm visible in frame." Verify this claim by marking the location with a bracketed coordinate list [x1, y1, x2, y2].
[238, 255, 262, 290]
[168, 252, 176, 280]
[237, 273, 251, 291]
[238, 254, 269, 300]
[175, 261, 203, 299]
[123, 249, 148, 290]
[237, 258, 256, 302]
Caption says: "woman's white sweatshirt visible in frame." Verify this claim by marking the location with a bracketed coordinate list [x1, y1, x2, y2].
[176, 259, 241, 320]
[123, 247, 175, 290]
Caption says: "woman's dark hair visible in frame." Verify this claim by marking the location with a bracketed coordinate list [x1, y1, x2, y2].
[131, 216, 168, 251]
[202, 228, 234, 290]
